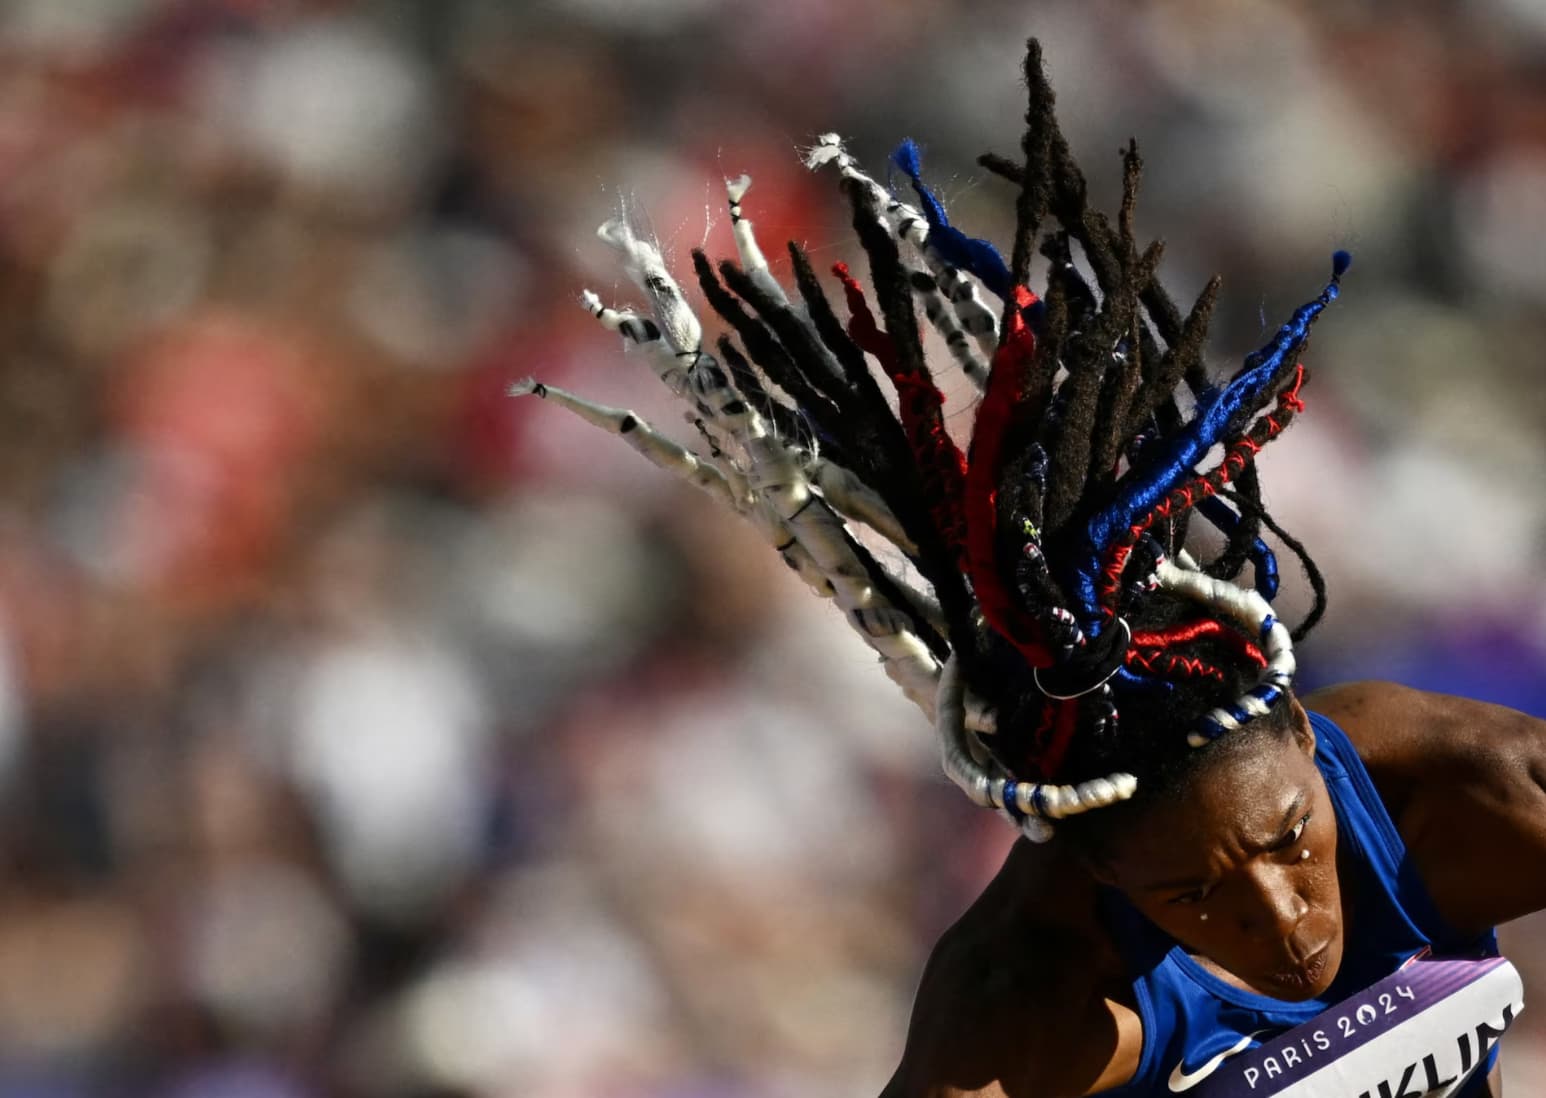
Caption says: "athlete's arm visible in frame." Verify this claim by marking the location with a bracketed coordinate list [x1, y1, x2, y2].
[879, 921, 1140, 1098]
[880, 844, 1142, 1098]
[1308, 680, 1546, 935]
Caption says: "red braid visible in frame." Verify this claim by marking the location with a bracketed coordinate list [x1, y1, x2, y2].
[1127, 647, 1227, 682]
[963, 285, 1053, 667]
[1017, 697, 1082, 783]
[833, 262, 971, 557]
[1129, 619, 1267, 668]
[1036, 699, 1081, 783]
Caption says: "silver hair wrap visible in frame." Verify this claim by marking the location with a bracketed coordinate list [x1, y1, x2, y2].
[936, 654, 1136, 843]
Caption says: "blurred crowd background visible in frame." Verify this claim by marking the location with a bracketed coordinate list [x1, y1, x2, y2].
[0, 0, 1541, 1095]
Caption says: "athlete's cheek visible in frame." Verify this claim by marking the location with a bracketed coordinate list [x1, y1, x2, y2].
[1301, 858, 1341, 940]
[1303, 819, 1339, 910]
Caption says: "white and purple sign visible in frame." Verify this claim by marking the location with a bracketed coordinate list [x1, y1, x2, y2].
[1184, 956, 1523, 1097]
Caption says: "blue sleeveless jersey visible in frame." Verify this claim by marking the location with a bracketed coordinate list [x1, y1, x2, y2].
[1101, 711, 1500, 1096]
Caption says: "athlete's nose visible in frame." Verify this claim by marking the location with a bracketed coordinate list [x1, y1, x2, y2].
[1237, 863, 1309, 942]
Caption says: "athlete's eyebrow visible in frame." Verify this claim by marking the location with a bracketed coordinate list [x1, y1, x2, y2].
[1142, 790, 1310, 892]
[1145, 872, 1213, 893]
[1248, 789, 1309, 852]
[1236, 791, 1311, 859]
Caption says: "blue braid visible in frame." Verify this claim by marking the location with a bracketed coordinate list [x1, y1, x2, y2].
[1196, 496, 1281, 600]
[1114, 666, 1172, 692]
[1070, 254, 1350, 630]
[891, 139, 1013, 299]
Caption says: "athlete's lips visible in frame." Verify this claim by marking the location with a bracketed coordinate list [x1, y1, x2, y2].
[1290, 937, 1331, 966]
[1276, 941, 1332, 988]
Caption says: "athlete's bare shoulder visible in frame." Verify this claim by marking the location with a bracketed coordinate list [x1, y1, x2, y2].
[1304, 680, 1546, 934]
[880, 839, 1142, 1098]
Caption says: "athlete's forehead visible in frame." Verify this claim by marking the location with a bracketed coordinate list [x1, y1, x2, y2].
[1101, 733, 1326, 891]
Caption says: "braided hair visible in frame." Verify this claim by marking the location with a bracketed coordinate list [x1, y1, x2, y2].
[514, 38, 1346, 845]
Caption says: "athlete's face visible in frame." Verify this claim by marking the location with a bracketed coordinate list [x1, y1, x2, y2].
[1096, 711, 1345, 1001]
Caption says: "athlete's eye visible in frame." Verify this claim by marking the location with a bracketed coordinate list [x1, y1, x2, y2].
[1168, 886, 1209, 906]
[1277, 812, 1312, 851]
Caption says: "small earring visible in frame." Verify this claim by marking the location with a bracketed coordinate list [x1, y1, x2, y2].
[1199, 913, 1209, 922]
[1300, 849, 1311, 861]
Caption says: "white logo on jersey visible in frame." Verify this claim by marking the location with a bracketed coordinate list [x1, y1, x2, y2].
[1168, 1031, 1268, 1092]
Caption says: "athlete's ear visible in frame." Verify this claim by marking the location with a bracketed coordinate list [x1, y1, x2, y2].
[1086, 861, 1119, 888]
[1078, 849, 1121, 888]
[1287, 695, 1316, 758]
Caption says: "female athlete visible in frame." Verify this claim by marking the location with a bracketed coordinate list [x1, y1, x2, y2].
[516, 39, 1546, 1097]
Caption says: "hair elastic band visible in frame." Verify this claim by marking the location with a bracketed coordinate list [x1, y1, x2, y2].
[1032, 619, 1132, 700]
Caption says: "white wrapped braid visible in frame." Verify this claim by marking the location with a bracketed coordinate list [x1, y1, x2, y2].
[725, 174, 773, 278]
[579, 280, 915, 571]
[724, 173, 792, 314]
[1153, 556, 1298, 749]
[507, 378, 846, 603]
[910, 267, 991, 390]
[936, 653, 1137, 843]
[805, 456, 918, 558]
[805, 133, 999, 355]
[716, 174, 921, 556]
[575, 287, 832, 594]
[804, 133, 994, 388]
[517, 209, 1008, 728]
[507, 379, 748, 512]
[584, 286, 914, 553]
[724, 173, 881, 428]
[581, 290, 713, 427]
